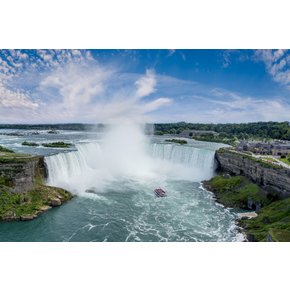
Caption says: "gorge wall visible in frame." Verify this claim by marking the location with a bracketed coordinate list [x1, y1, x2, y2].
[215, 149, 290, 199]
[0, 156, 46, 193]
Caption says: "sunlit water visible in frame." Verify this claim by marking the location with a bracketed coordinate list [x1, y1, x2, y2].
[0, 127, 243, 242]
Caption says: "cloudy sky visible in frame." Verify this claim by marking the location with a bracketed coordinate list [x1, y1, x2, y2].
[0, 49, 289, 124]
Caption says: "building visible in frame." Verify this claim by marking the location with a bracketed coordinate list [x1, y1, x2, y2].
[236, 141, 290, 156]
[272, 143, 290, 156]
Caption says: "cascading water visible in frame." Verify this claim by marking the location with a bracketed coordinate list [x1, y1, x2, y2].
[45, 140, 217, 194]
[149, 143, 216, 180]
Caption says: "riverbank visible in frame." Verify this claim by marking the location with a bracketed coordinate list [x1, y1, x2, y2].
[0, 146, 73, 222]
[0, 184, 73, 221]
[203, 148, 290, 241]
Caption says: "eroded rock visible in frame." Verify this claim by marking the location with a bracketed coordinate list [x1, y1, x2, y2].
[49, 198, 61, 207]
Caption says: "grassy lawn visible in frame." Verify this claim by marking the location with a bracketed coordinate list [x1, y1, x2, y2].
[203, 175, 271, 209]
[0, 151, 37, 164]
[280, 158, 290, 166]
[240, 197, 290, 241]
[0, 184, 72, 220]
[263, 157, 277, 162]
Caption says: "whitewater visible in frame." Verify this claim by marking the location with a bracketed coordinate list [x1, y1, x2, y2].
[45, 128, 217, 195]
[0, 125, 244, 241]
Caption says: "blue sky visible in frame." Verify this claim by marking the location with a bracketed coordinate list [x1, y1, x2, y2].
[0, 49, 289, 123]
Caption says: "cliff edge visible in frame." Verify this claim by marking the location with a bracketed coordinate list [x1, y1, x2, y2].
[0, 147, 73, 221]
[206, 148, 290, 242]
[215, 148, 290, 199]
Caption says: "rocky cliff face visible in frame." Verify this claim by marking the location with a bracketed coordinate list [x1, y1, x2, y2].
[215, 149, 290, 199]
[0, 156, 46, 193]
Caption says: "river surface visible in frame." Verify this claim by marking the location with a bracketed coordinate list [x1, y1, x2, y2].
[0, 127, 244, 242]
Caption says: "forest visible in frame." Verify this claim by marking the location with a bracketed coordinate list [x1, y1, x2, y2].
[154, 121, 290, 140]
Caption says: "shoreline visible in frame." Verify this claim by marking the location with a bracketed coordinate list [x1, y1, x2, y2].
[0, 184, 74, 222]
[202, 177, 262, 242]
[200, 181, 249, 242]
[202, 173, 290, 242]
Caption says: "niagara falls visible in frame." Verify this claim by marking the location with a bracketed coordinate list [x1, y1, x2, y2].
[0, 124, 243, 241]
[1, 49, 290, 243]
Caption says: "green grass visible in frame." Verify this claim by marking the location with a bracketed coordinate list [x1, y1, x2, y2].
[204, 174, 290, 241]
[280, 157, 290, 166]
[240, 198, 290, 241]
[0, 145, 14, 153]
[0, 148, 73, 221]
[165, 139, 187, 145]
[0, 176, 7, 185]
[263, 157, 277, 162]
[0, 184, 72, 220]
[0, 152, 38, 164]
[0, 176, 12, 186]
[204, 175, 271, 209]
[42, 142, 72, 148]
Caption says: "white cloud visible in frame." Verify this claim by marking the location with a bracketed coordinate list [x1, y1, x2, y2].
[0, 83, 39, 110]
[142, 97, 172, 113]
[0, 50, 172, 123]
[1, 49, 290, 124]
[167, 49, 176, 57]
[188, 88, 290, 123]
[254, 49, 290, 89]
[36, 63, 171, 123]
[135, 69, 156, 98]
[40, 62, 112, 114]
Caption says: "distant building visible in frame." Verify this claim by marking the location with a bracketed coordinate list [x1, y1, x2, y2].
[272, 143, 290, 156]
[236, 141, 290, 156]
[236, 141, 248, 151]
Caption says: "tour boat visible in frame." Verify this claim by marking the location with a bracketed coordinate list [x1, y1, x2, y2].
[154, 188, 166, 197]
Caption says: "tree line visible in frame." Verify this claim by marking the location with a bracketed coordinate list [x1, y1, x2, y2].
[154, 121, 290, 140]
[1, 121, 290, 140]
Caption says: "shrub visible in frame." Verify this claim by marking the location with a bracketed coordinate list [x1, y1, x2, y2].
[22, 141, 39, 147]
[0, 145, 14, 153]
